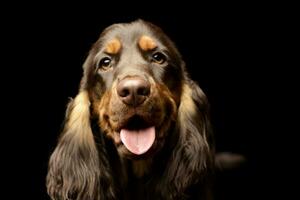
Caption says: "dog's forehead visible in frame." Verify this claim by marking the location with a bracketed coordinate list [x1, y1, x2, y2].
[100, 21, 162, 49]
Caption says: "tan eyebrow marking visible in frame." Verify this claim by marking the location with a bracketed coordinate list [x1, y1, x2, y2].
[105, 38, 122, 54]
[138, 35, 157, 51]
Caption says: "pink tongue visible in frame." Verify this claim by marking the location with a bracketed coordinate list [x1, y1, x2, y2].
[120, 126, 155, 155]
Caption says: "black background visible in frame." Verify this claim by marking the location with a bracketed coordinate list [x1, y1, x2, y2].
[2, 2, 293, 200]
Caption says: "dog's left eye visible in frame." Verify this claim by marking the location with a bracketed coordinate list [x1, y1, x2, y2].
[152, 52, 166, 64]
[98, 57, 112, 71]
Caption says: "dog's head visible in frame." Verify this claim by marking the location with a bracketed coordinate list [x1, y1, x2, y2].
[47, 20, 213, 200]
[82, 20, 185, 158]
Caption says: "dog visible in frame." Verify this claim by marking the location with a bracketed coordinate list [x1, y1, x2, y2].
[47, 19, 215, 200]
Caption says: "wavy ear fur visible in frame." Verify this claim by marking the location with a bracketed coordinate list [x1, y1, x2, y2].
[46, 91, 100, 200]
[160, 80, 214, 199]
[46, 91, 117, 200]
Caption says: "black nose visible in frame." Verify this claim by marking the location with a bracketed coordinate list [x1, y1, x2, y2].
[117, 77, 150, 106]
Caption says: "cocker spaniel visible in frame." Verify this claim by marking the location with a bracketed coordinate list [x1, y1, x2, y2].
[47, 19, 215, 200]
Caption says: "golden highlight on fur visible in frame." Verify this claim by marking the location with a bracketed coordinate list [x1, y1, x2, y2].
[177, 83, 199, 134]
[66, 91, 91, 135]
[179, 84, 196, 117]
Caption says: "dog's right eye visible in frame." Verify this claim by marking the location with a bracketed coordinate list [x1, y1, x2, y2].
[98, 57, 112, 71]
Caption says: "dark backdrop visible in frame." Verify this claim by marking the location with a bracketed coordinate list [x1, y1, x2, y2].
[3, 3, 291, 200]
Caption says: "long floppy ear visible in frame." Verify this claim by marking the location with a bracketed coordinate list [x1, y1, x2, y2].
[161, 79, 214, 199]
[46, 88, 117, 200]
[46, 90, 101, 200]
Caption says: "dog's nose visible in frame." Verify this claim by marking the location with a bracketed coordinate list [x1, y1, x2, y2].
[117, 77, 150, 106]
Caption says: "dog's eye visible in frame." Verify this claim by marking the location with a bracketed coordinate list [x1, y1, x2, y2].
[152, 52, 166, 64]
[98, 57, 112, 71]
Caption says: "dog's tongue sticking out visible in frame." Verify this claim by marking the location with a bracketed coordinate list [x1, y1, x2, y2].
[120, 126, 155, 155]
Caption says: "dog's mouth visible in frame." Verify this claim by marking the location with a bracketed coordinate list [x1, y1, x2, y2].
[100, 85, 177, 158]
[119, 115, 156, 155]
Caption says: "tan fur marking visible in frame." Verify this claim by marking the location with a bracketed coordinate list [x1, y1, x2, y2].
[138, 35, 157, 51]
[105, 38, 121, 54]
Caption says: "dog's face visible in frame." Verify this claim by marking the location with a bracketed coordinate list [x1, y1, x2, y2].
[84, 21, 184, 159]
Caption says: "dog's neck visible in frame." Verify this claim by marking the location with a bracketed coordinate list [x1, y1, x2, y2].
[131, 159, 153, 178]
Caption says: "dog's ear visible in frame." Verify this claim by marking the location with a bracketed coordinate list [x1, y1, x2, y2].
[160, 80, 214, 199]
[46, 90, 102, 200]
